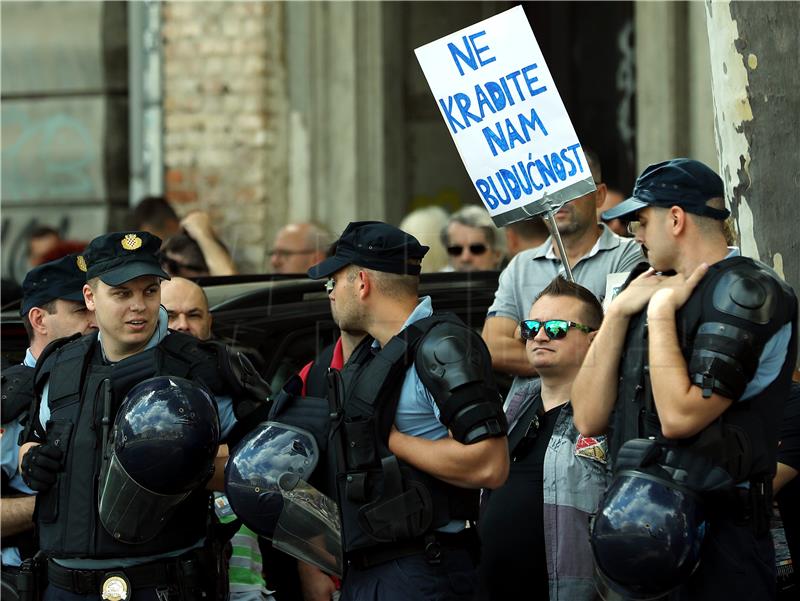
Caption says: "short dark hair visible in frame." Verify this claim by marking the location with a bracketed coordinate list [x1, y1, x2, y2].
[22, 299, 58, 343]
[534, 277, 603, 329]
[583, 147, 602, 184]
[161, 234, 209, 274]
[131, 196, 179, 229]
[29, 226, 60, 240]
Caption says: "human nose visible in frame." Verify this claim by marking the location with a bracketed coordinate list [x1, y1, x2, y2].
[533, 324, 550, 342]
[177, 314, 192, 332]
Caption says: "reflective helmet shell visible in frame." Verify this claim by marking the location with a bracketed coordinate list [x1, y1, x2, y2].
[114, 376, 220, 494]
[590, 469, 707, 600]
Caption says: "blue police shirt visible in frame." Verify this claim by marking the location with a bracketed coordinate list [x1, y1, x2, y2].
[1, 349, 37, 567]
[372, 296, 463, 532]
[36, 306, 237, 569]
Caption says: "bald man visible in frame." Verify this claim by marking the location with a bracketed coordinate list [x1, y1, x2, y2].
[160, 276, 213, 340]
[269, 222, 333, 274]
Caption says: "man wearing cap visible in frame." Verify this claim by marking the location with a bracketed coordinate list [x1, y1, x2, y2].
[17, 232, 269, 601]
[304, 221, 509, 600]
[2, 255, 96, 600]
[571, 158, 798, 599]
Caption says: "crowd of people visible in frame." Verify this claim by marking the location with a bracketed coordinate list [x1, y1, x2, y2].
[1, 155, 798, 601]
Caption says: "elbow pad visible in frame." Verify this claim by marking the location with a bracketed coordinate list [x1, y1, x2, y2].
[415, 322, 507, 444]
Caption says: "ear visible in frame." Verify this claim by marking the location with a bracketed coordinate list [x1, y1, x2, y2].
[27, 307, 49, 337]
[594, 183, 608, 209]
[669, 206, 687, 235]
[83, 283, 96, 311]
[357, 270, 370, 300]
[587, 330, 598, 344]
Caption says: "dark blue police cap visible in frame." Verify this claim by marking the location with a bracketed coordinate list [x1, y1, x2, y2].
[21, 254, 87, 316]
[83, 231, 170, 286]
[602, 158, 729, 222]
[308, 221, 429, 279]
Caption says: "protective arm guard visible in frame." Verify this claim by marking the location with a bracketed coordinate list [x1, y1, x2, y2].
[688, 265, 784, 400]
[415, 322, 507, 444]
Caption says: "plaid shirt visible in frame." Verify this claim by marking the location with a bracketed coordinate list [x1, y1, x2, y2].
[507, 378, 611, 601]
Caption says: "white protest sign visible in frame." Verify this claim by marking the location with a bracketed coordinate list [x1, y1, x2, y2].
[415, 5, 595, 227]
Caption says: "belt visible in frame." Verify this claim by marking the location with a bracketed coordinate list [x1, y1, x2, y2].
[347, 530, 479, 570]
[47, 558, 183, 594]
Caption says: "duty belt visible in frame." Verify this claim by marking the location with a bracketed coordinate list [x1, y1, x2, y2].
[47, 557, 189, 595]
[346, 529, 479, 570]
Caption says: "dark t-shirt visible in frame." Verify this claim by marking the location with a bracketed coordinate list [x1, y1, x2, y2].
[478, 403, 561, 601]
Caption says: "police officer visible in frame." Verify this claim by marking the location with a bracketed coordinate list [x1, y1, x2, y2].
[2, 255, 96, 600]
[17, 231, 268, 601]
[571, 159, 798, 600]
[301, 221, 509, 600]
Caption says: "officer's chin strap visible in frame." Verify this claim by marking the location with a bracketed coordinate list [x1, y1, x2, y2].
[539, 199, 575, 282]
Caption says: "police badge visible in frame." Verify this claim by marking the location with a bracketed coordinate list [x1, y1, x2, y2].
[101, 573, 131, 601]
[121, 234, 143, 251]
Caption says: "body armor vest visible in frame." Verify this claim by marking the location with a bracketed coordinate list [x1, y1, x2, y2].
[33, 331, 226, 558]
[612, 256, 798, 485]
[332, 314, 479, 554]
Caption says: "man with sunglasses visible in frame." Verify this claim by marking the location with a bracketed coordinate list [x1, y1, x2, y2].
[571, 158, 798, 600]
[300, 221, 509, 601]
[482, 149, 641, 394]
[479, 277, 607, 601]
[441, 206, 506, 272]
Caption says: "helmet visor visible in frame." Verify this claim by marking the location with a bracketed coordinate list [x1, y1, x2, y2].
[272, 476, 343, 578]
[98, 452, 190, 544]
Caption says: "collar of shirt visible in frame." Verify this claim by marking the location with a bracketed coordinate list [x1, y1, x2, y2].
[371, 296, 433, 351]
[98, 305, 169, 363]
[725, 246, 741, 259]
[24, 348, 37, 368]
[531, 223, 620, 262]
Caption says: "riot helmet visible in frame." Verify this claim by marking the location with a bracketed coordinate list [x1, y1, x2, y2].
[225, 422, 343, 577]
[98, 376, 220, 544]
[590, 468, 707, 600]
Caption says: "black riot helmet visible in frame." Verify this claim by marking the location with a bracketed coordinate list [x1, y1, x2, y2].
[590, 468, 708, 600]
[225, 422, 343, 577]
[98, 376, 220, 544]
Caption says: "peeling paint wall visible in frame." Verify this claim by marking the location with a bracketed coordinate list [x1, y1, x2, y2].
[705, 0, 800, 360]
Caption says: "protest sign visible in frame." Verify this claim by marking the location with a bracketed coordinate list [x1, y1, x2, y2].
[415, 5, 595, 227]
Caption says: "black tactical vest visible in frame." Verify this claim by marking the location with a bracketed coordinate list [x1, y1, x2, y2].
[612, 256, 798, 484]
[33, 331, 225, 558]
[333, 314, 480, 554]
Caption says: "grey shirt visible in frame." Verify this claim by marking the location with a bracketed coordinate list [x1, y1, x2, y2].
[487, 224, 643, 322]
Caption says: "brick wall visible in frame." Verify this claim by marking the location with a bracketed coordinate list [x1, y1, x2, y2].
[161, 1, 287, 273]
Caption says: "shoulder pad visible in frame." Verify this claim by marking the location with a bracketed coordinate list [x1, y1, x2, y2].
[711, 261, 783, 325]
[415, 321, 507, 444]
[33, 332, 92, 390]
[202, 339, 271, 420]
[1, 364, 35, 424]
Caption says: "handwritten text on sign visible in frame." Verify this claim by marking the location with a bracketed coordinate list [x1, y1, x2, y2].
[415, 6, 593, 224]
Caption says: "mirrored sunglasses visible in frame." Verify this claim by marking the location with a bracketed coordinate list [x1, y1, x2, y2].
[446, 244, 488, 257]
[519, 319, 595, 341]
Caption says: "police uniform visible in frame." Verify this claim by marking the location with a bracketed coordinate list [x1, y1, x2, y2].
[2, 255, 90, 600]
[594, 160, 799, 600]
[20, 232, 269, 601]
[300, 222, 507, 601]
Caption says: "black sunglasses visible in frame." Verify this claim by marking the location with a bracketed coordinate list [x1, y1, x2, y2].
[447, 244, 488, 257]
[519, 319, 596, 341]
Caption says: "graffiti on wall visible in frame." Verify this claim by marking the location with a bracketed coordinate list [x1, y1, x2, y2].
[1, 106, 96, 202]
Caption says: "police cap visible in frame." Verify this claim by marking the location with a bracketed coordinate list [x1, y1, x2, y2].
[307, 221, 429, 279]
[602, 158, 729, 222]
[21, 254, 87, 316]
[83, 231, 170, 286]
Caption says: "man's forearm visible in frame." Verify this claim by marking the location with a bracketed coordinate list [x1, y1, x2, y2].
[1, 494, 36, 536]
[482, 318, 537, 376]
[194, 234, 237, 276]
[571, 307, 630, 436]
[389, 431, 509, 489]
